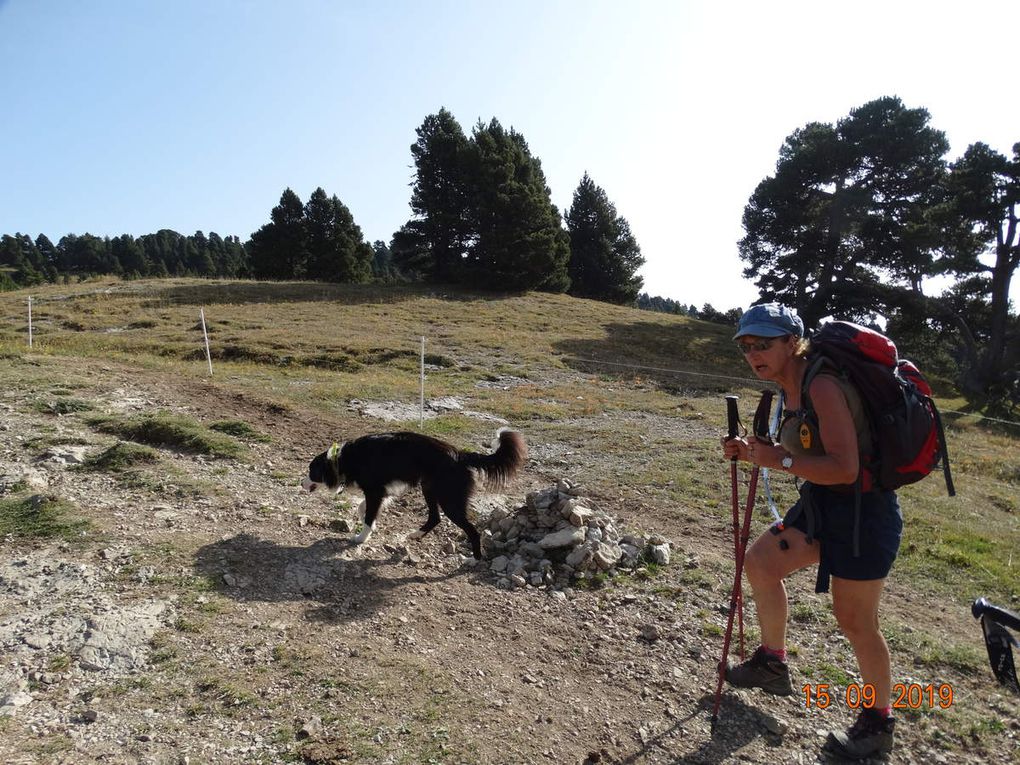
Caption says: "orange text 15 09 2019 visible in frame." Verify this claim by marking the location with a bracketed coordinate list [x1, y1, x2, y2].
[801, 683, 954, 710]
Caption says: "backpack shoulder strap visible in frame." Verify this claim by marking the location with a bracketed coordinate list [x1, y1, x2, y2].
[799, 355, 838, 416]
[929, 397, 957, 497]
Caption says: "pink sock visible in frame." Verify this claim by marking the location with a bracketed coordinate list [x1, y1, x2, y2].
[874, 706, 892, 718]
[760, 644, 787, 662]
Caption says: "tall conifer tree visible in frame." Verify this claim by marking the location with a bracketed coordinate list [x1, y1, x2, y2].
[565, 173, 644, 303]
[467, 119, 569, 291]
[402, 108, 471, 281]
[304, 187, 373, 283]
[249, 188, 307, 279]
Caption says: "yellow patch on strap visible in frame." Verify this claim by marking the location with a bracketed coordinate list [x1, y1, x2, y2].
[799, 422, 812, 450]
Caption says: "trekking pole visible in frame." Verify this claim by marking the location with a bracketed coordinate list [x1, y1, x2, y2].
[712, 395, 744, 731]
[972, 598, 1020, 692]
[725, 396, 744, 657]
[736, 390, 773, 656]
[711, 392, 771, 732]
[738, 463, 762, 658]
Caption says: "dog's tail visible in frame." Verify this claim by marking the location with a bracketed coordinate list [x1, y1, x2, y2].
[460, 428, 527, 489]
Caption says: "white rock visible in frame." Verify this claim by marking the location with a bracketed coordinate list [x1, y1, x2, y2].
[763, 714, 787, 735]
[565, 543, 593, 569]
[297, 715, 323, 740]
[568, 507, 592, 526]
[538, 527, 585, 549]
[649, 543, 671, 566]
[0, 690, 33, 713]
[593, 543, 623, 571]
[77, 600, 168, 671]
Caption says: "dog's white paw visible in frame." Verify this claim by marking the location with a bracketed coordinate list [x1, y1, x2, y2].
[353, 524, 374, 545]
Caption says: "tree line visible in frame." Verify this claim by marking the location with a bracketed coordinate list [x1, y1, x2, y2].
[0, 230, 248, 288]
[2, 99, 1016, 413]
[635, 293, 742, 325]
[1, 109, 646, 305]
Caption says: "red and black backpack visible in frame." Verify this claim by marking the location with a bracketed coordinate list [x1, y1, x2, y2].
[802, 321, 955, 495]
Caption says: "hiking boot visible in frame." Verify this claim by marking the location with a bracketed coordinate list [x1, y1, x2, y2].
[823, 708, 895, 760]
[724, 646, 793, 696]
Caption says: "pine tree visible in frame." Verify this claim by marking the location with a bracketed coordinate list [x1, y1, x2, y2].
[304, 187, 336, 278]
[397, 110, 571, 291]
[249, 188, 307, 279]
[566, 173, 644, 303]
[34, 234, 58, 281]
[111, 234, 147, 277]
[467, 119, 569, 291]
[327, 193, 373, 283]
[739, 96, 949, 327]
[371, 240, 396, 279]
[304, 187, 373, 283]
[405, 108, 472, 281]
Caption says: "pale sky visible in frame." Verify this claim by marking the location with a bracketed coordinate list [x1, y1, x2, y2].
[1, 1, 1017, 310]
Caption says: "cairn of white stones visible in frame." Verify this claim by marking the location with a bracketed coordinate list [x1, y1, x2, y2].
[480, 479, 671, 591]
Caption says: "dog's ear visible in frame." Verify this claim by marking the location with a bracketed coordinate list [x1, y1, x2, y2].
[327, 442, 340, 461]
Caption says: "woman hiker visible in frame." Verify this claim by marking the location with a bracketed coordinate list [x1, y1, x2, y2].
[720, 303, 901, 761]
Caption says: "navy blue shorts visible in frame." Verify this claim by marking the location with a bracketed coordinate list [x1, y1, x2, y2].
[784, 484, 902, 584]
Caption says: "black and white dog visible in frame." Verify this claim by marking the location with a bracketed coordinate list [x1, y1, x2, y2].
[301, 429, 526, 559]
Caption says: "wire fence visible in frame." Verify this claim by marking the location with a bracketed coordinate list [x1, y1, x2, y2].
[563, 354, 1020, 430]
[10, 290, 1020, 431]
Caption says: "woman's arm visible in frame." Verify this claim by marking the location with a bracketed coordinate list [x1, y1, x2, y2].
[740, 375, 860, 485]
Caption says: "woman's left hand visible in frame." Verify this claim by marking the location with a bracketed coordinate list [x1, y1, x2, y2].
[744, 436, 783, 469]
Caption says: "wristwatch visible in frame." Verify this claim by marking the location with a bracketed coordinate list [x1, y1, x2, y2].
[781, 455, 794, 471]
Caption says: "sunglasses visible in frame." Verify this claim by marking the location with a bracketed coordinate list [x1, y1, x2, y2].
[736, 336, 787, 354]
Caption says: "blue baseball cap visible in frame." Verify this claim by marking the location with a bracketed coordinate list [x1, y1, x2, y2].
[733, 303, 804, 339]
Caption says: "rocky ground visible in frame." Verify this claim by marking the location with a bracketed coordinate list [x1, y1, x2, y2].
[0, 355, 1016, 764]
